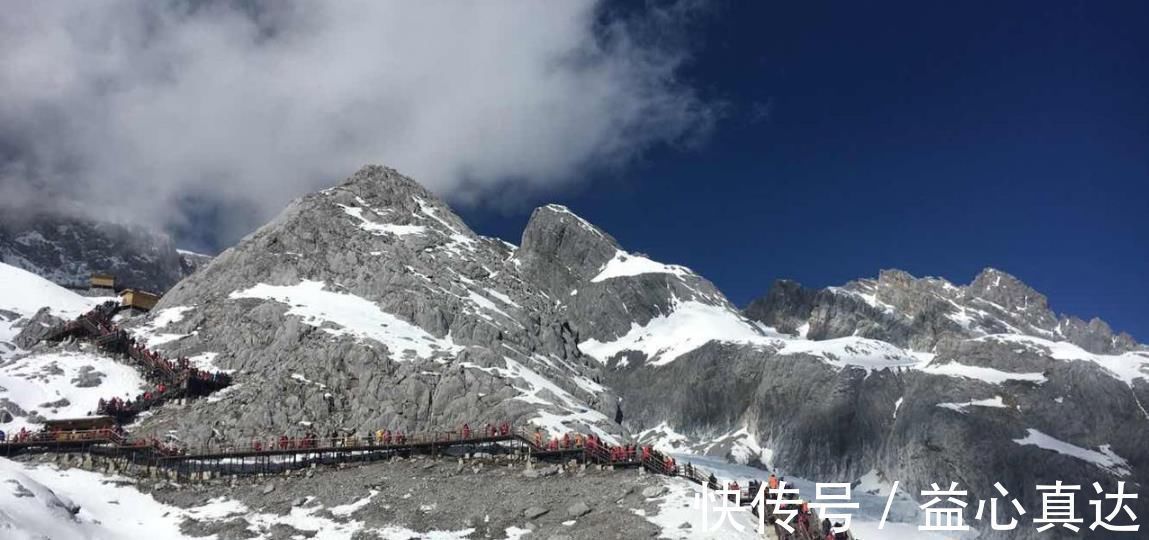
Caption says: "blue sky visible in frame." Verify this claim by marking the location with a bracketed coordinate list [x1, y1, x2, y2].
[457, 1, 1149, 341]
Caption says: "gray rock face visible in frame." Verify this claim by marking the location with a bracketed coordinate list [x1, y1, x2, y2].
[524, 506, 550, 519]
[640, 485, 667, 498]
[133, 166, 619, 445]
[882, 338, 1149, 539]
[0, 210, 199, 293]
[516, 205, 621, 298]
[13, 308, 66, 349]
[1056, 315, 1140, 355]
[177, 250, 214, 277]
[566, 501, 591, 518]
[509, 204, 1148, 538]
[517, 205, 734, 345]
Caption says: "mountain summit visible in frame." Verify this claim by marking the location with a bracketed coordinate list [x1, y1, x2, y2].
[747, 267, 1141, 354]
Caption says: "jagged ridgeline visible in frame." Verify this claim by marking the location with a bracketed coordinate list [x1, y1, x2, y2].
[128, 165, 1147, 537]
[0, 210, 207, 293]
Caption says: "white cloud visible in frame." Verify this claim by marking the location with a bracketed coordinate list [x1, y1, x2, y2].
[0, 0, 713, 242]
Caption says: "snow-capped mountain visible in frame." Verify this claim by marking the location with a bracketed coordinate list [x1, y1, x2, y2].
[6, 165, 1146, 539]
[128, 166, 620, 445]
[0, 210, 207, 293]
[746, 268, 1141, 354]
[515, 203, 771, 368]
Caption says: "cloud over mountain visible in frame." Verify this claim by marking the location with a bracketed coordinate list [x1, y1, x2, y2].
[0, 0, 713, 244]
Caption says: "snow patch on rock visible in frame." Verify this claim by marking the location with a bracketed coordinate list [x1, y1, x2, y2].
[980, 334, 1149, 385]
[339, 204, 426, 237]
[936, 396, 1010, 414]
[638, 422, 693, 454]
[776, 337, 919, 372]
[135, 306, 195, 347]
[590, 250, 693, 283]
[918, 361, 1047, 385]
[579, 301, 775, 366]
[229, 280, 461, 361]
[1012, 429, 1131, 477]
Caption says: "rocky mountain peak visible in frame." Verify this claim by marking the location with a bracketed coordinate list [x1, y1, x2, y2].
[1057, 316, 1142, 354]
[965, 267, 1051, 316]
[744, 279, 817, 326]
[516, 204, 621, 298]
[134, 165, 626, 448]
[875, 268, 917, 286]
[336, 165, 437, 206]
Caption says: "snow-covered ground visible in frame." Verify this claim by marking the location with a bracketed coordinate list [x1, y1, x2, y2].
[639, 478, 763, 539]
[0, 459, 485, 540]
[0, 263, 96, 322]
[0, 351, 148, 432]
[0, 458, 195, 539]
[0, 262, 97, 359]
[0, 261, 149, 431]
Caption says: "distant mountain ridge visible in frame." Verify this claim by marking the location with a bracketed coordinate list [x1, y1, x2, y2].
[746, 268, 1141, 354]
[0, 210, 210, 293]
